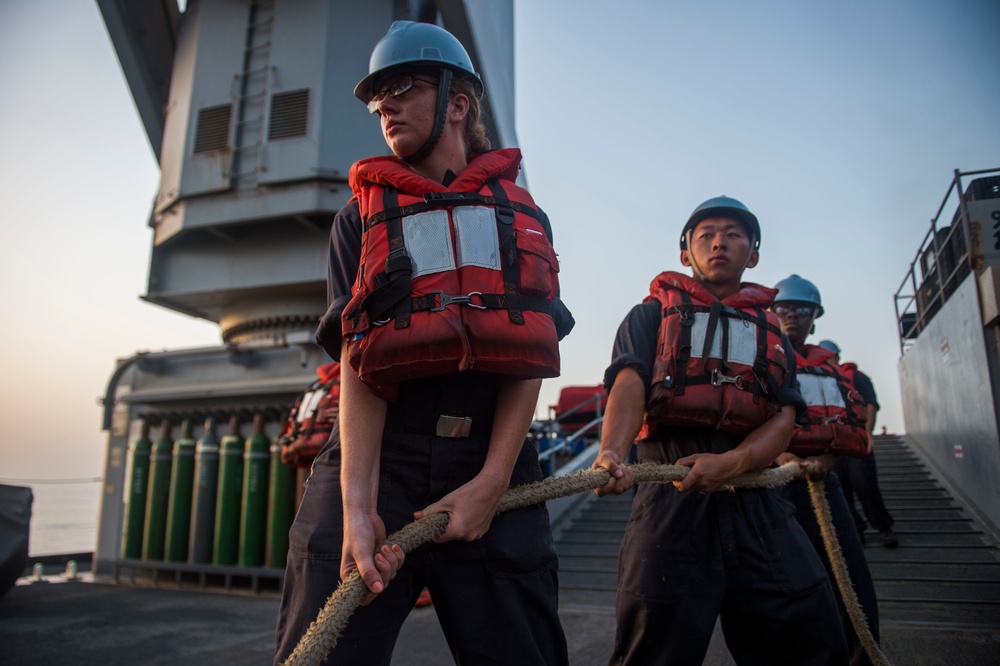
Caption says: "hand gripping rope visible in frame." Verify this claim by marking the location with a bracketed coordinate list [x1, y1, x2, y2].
[282, 462, 891, 666]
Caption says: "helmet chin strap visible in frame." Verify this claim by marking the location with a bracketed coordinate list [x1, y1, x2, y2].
[401, 68, 452, 165]
[686, 230, 708, 282]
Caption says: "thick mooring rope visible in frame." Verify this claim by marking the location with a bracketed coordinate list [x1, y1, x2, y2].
[808, 478, 891, 666]
[283, 463, 888, 666]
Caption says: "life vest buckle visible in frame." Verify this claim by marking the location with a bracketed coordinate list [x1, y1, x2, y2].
[430, 290, 487, 311]
[710, 369, 745, 390]
[424, 191, 468, 203]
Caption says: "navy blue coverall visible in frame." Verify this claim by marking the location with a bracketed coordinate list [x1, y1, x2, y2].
[604, 300, 848, 665]
[834, 372, 895, 535]
[273, 199, 573, 666]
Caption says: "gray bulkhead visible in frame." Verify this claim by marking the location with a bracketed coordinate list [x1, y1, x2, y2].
[896, 170, 1000, 538]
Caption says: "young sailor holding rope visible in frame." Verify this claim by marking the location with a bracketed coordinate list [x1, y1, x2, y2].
[273, 21, 573, 665]
[592, 198, 848, 664]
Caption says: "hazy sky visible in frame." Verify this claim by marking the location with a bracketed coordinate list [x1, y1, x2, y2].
[1, 0, 998, 481]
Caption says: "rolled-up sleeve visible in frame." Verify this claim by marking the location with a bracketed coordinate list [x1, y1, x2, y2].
[315, 200, 363, 358]
[603, 300, 660, 397]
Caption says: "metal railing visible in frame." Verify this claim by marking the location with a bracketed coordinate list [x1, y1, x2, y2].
[534, 394, 605, 466]
[893, 167, 1000, 352]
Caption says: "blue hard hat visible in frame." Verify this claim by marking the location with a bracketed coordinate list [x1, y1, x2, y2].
[680, 196, 761, 250]
[818, 339, 841, 355]
[354, 21, 483, 104]
[773, 274, 824, 317]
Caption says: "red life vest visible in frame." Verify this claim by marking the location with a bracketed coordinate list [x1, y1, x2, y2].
[641, 272, 789, 437]
[341, 149, 561, 396]
[278, 362, 340, 468]
[787, 345, 870, 458]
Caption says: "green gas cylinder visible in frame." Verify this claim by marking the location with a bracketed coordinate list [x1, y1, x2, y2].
[213, 415, 244, 566]
[123, 420, 152, 559]
[142, 421, 173, 560]
[189, 417, 221, 564]
[266, 437, 296, 569]
[239, 413, 271, 567]
[164, 418, 196, 562]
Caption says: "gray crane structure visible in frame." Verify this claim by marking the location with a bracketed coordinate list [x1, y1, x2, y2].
[95, 0, 519, 579]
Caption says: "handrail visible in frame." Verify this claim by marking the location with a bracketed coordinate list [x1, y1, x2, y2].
[535, 393, 606, 464]
[893, 167, 999, 353]
[537, 415, 604, 462]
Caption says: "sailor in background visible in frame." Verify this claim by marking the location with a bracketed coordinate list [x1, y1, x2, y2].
[819, 339, 898, 548]
[772, 275, 881, 665]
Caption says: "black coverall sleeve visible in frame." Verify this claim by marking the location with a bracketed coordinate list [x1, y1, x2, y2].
[538, 208, 575, 340]
[603, 300, 661, 398]
[314, 200, 363, 359]
[852, 370, 879, 409]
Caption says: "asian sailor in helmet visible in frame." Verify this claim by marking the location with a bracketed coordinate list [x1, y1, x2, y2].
[590, 197, 847, 664]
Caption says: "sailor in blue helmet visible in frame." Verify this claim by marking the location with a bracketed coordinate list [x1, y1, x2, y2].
[818, 340, 898, 548]
[771, 275, 882, 664]
[274, 21, 573, 665]
[591, 197, 847, 664]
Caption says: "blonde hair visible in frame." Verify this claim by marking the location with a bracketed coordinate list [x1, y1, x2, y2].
[450, 78, 491, 157]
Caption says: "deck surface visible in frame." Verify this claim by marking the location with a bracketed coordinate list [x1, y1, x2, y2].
[3, 435, 998, 664]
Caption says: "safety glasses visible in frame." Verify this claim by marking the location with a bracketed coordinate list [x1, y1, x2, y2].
[772, 304, 817, 317]
[368, 76, 437, 114]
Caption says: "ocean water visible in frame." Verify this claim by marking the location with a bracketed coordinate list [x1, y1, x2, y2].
[17, 481, 102, 556]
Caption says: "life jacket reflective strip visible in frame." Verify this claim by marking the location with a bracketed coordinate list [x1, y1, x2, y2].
[278, 362, 341, 468]
[342, 149, 561, 395]
[640, 272, 788, 437]
[787, 346, 870, 458]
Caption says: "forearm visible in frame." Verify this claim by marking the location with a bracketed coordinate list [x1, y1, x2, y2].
[724, 404, 796, 475]
[480, 377, 542, 493]
[597, 367, 646, 460]
[338, 341, 387, 512]
[866, 403, 877, 436]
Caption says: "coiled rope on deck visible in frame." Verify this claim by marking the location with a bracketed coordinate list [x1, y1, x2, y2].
[283, 463, 889, 666]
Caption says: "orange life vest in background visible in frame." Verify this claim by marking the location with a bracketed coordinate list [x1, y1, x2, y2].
[787, 345, 870, 458]
[278, 362, 340, 468]
[641, 272, 789, 437]
[342, 149, 561, 396]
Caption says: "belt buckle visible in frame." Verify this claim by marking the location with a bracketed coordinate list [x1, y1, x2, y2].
[436, 415, 473, 438]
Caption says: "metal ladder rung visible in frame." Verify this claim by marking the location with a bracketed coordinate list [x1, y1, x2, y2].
[245, 40, 272, 53]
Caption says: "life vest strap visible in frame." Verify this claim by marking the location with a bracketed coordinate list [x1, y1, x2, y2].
[406, 290, 551, 316]
[673, 291, 695, 396]
[354, 188, 415, 328]
[662, 369, 767, 396]
[365, 193, 541, 229]
[487, 180, 525, 325]
[798, 365, 865, 429]
[664, 302, 783, 337]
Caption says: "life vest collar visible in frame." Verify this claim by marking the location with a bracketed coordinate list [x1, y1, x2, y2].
[797, 343, 838, 367]
[349, 148, 523, 197]
[648, 271, 778, 311]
